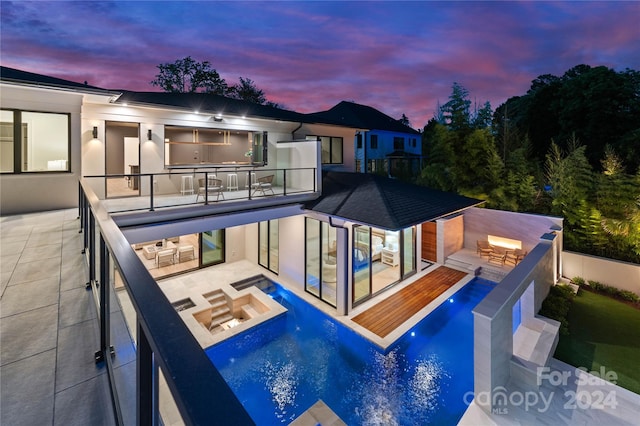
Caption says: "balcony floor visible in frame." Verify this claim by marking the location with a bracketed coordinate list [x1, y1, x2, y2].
[0, 208, 134, 426]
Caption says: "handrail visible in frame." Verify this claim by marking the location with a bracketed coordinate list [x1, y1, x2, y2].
[83, 166, 318, 214]
[79, 179, 255, 425]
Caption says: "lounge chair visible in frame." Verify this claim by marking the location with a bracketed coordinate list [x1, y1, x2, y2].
[488, 246, 507, 266]
[196, 178, 225, 202]
[477, 240, 493, 258]
[251, 175, 274, 196]
[505, 248, 527, 266]
[177, 245, 195, 263]
[156, 249, 175, 268]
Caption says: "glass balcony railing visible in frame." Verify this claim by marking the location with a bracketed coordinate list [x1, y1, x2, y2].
[83, 166, 318, 214]
[78, 180, 255, 425]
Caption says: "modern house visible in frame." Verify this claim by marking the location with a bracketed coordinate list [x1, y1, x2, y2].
[7, 66, 634, 426]
[307, 101, 422, 178]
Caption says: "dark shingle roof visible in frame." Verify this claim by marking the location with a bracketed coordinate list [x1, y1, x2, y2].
[0, 66, 112, 93]
[305, 172, 483, 230]
[305, 101, 420, 134]
[115, 91, 311, 123]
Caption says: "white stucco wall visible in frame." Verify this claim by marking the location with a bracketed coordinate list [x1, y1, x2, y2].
[0, 85, 84, 215]
[562, 251, 640, 295]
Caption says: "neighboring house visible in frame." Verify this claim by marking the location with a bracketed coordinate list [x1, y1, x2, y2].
[1, 66, 569, 423]
[307, 100, 422, 178]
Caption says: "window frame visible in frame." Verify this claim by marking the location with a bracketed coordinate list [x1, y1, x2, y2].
[393, 136, 405, 151]
[0, 109, 71, 174]
[308, 135, 343, 165]
[370, 134, 378, 150]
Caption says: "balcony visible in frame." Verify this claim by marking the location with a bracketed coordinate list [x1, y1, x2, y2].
[84, 166, 318, 215]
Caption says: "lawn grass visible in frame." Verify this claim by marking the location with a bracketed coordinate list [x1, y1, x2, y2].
[554, 289, 640, 394]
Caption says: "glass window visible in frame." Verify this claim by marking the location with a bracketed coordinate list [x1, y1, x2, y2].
[309, 135, 343, 164]
[393, 137, 404, 151]
[163, 125, 263, 167]
[353, 226, 371, 304]
[0, 110, 14, 173]
[402, 227, 416, 279]
[305, 218, 320, 297]
[1, 110, 69, 173]
[201, 230, 225, 266]
[305, 218, 337, 307]
[370, 134, 378, 149]
[259, 220, 278, 274]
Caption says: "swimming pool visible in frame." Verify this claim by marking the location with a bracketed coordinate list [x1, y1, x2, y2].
[206, 277, 496, 425]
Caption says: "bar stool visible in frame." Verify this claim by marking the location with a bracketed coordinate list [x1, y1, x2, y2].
[227, 173, 238, 191]
[245, 172, 257, 190]
[180, 175, 194, 195]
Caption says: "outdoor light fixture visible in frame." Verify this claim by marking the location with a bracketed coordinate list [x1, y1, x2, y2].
[92, 126, 98, 139]
[147, 129, 152, 141]
[213, 115, 223, 122]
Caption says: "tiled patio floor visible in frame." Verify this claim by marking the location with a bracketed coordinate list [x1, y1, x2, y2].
[0, 209, 135, 426]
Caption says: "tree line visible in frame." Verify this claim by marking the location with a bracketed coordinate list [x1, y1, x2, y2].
[151, 56, 280, 107]
[418, 65, 640, 264]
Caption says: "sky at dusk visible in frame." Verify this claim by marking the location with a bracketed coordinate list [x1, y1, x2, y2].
[1, 1, 639, 128]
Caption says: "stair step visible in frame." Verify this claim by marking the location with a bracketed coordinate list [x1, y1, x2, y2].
[211, 306, 230, 318]
[209, 313, 234, 330]
[209, 299, 228, 310]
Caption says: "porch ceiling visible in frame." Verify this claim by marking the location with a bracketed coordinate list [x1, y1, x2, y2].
[305, 171, 483, 230]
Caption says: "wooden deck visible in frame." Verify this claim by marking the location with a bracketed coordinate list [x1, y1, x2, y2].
[352, 266, 468, 338]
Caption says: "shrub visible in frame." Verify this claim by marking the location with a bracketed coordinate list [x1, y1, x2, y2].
[540, 284, 575, 335]
[619, 290, 640, 303]
[572, 276, 586, 286]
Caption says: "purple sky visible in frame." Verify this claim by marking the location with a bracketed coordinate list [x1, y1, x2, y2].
[2, 1, 639, 128]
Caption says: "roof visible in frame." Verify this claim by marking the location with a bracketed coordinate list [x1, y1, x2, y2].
[115, 91, 311, 123]
[305, 172, 483, 230]
[0, 66, 114, 94]
[306, 101, 420, 134]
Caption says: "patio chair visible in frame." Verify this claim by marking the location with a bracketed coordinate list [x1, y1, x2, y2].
[177, 245, 195, 263]
[251, 175, 274, 196]
[488, 246, 507, 266]
[505, 248, 527, 266]
[476, 240, 493, 258]
[156, 249, 175, 268]
[196, 178, 225, 202]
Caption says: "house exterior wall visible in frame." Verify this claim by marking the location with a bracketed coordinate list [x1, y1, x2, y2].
[439, 214, 464, 261]
[0, 85, 84, 215]
[297, 123, 357, 173]
[355, 129, 421, 173]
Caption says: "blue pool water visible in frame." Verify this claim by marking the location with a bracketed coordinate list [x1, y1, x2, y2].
[206, 277, 496, 425]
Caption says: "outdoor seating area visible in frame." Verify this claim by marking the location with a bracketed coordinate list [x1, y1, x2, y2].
[476, 240, 527, 267]
[132, 237, 197, 270]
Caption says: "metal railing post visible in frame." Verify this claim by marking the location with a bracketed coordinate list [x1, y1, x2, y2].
[137, 321, 155, 426]
[87, 211, 96, 289]
[283, 169, 287, 196]
[149, 175, 155, 212]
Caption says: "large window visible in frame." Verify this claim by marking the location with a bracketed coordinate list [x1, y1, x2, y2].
[305, 218, 337, 307]
[393, 136, 405, 151]
[258, 220, 279, 274]
[307, 135, 343, 164]
[0, 109, 70, 173]
[352, 225, 416, 306]
[164, 125, 267, 167]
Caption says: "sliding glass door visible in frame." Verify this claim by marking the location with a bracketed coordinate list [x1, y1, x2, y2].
[259, 220, 279, 274]
[201, 230, 225, 266]
[352, 225, 416, 306]
[305, 218, 337, 307]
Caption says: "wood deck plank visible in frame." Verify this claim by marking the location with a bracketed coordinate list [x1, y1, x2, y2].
[352, 266, 468, 338]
